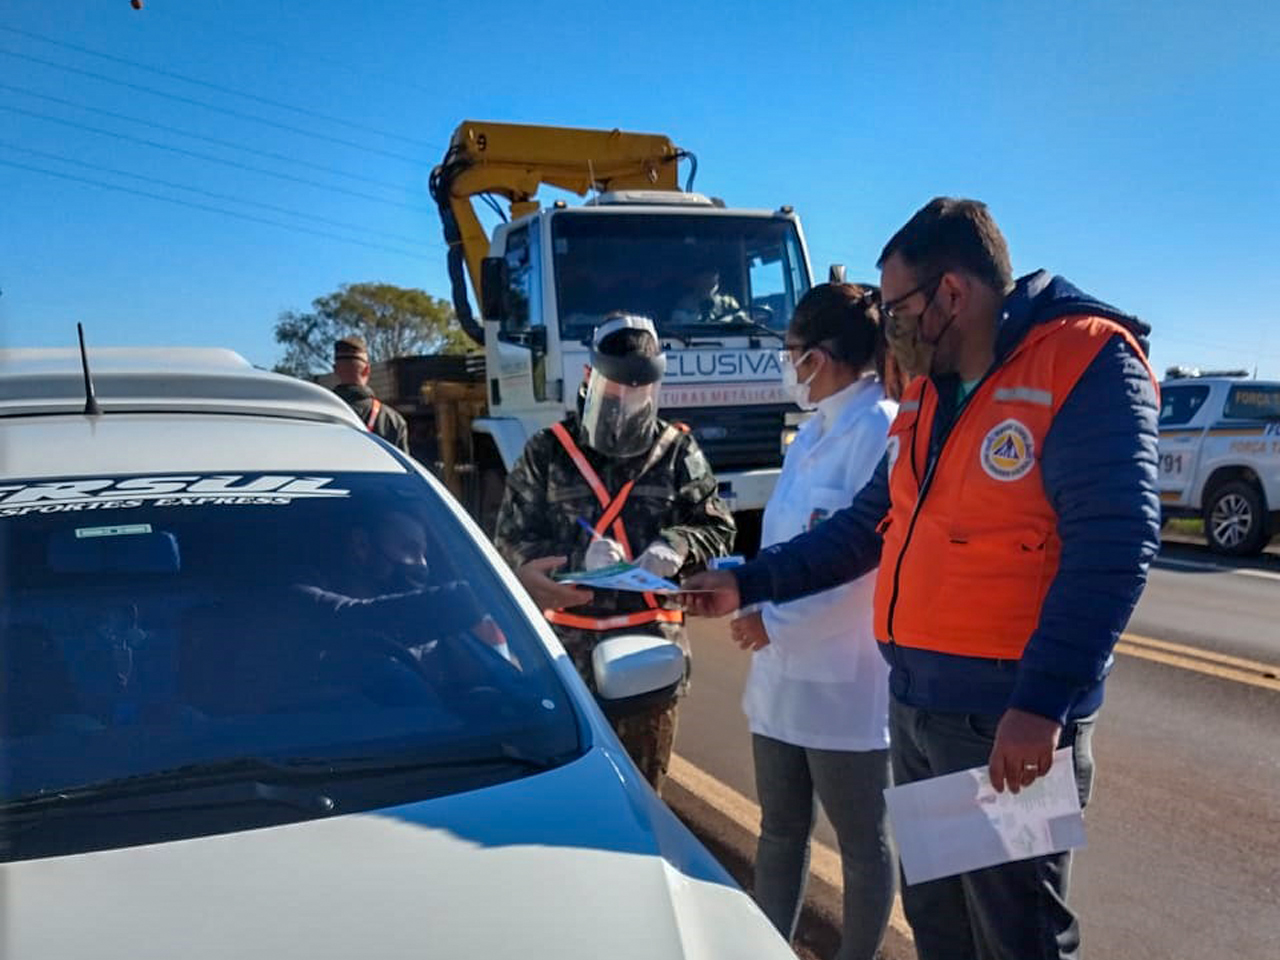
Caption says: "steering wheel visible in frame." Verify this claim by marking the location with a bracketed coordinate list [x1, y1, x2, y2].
[750, 303, 775, 324]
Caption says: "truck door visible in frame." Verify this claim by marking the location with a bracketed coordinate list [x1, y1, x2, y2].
[490, 222, 550, 408]
[1157, 382, 1211, 507]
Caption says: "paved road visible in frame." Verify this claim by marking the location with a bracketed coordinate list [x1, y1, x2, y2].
[672, 542, 1280, 960]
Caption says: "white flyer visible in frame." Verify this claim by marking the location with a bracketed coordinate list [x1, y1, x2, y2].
[884, 747, 1086, 885]
[553, 562, 682, 594]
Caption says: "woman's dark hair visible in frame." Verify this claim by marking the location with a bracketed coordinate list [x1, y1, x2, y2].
[789, 282, 883, 377]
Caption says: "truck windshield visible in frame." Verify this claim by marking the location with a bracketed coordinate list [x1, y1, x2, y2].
[552, 213, 809, 341]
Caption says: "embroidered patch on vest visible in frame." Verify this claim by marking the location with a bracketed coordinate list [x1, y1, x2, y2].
[980, 419, 1035, 481]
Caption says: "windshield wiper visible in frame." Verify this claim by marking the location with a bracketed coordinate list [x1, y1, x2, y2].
[1, 743, 564, 819]
[313, 741, 565, 777]
[710, 317, 786, 342]
[1, 757, 339, 817]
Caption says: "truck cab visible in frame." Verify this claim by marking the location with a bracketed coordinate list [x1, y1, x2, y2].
[477, 191, 811, 521]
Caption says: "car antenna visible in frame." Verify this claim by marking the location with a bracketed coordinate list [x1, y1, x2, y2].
[78, 322, 102, 416]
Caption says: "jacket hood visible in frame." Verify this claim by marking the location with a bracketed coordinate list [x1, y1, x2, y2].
[996, 270, 1151, 361]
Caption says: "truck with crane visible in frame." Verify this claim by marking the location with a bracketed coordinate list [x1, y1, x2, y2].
[394, 120, 816, 550]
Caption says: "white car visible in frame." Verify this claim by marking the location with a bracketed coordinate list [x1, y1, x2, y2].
[0, 346, 796, 960]
[1158, 372, 1280, 555]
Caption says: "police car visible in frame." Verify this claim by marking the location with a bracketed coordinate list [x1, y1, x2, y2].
[1158, 368, 1280, 555]
[0, 345, 796, 960]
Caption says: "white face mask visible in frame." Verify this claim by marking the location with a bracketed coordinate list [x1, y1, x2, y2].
[780, 348, 820, 410]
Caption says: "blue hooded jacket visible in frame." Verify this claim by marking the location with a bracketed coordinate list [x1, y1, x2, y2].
[735, 271, 1161, 723]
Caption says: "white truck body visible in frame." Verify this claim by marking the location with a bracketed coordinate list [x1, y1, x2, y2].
[472, 197, 813, 514]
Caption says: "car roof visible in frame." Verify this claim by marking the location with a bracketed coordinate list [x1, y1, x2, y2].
[0, 347, 364, 426]
[0, 413, 408, 480]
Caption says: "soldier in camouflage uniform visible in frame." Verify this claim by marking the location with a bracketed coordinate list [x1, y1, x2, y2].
[332, 336, 411, 454]
[494, 315, 735, 792]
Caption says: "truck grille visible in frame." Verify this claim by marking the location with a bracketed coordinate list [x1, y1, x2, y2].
[665, 404, 790, 472]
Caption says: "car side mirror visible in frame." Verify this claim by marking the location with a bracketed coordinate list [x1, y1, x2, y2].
[591, 634, 685, 717]
[481, 257, 509, 321]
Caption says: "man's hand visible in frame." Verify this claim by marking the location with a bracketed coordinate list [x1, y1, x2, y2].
[678, 569, 741, 618]
[584, 537, 627, 571]
[636, 540, 683, 579]
[516, 556, 594, 611]
[988, 707, 1062, 794]
[729, 610, 770, 651]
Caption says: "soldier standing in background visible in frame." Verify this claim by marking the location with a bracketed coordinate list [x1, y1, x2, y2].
[332, 335, 410, 454]
[493, 314, 735, 791]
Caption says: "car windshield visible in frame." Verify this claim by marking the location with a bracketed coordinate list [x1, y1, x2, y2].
[552, 212, 809, 342]
[0, 470, 580, 860]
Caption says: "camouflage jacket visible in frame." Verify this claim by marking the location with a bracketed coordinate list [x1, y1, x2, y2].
[334, 383, 410, 454]
[493, 413, 735, 646]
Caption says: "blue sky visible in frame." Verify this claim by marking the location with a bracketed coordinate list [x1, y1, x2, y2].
[2, 0, 1277, 376]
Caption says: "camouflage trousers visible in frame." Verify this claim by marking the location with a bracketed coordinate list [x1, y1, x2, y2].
[561, 630, 681, 794]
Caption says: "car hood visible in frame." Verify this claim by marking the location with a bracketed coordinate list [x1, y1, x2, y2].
[2, 748, 795, 960]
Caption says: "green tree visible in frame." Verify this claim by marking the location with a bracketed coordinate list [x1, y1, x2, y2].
[273, 282, 473, 377]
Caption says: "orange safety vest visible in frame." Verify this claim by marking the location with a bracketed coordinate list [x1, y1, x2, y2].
[872, 315, 1156, 660]
[543, 421, 685, 632]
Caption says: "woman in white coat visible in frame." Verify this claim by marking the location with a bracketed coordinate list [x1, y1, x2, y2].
[730, 283, 898, 960]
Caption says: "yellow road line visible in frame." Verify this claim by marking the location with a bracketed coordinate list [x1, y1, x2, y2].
[1117, 633, 1280, 692]
[1121, 632, 1280, 675]
[668, 754, 914, 944]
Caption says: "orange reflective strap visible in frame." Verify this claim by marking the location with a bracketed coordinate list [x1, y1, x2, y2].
[544, 607, 684, 631]
[365, 398, 382, 431]
[550, 422, 611, 507]
[549, 421, 659, 610]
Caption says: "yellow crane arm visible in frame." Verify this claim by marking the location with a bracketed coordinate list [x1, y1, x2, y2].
[429, 120, 686, 343]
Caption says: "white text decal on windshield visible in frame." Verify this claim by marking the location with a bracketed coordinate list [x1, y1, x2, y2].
[0, 475, 351, 517]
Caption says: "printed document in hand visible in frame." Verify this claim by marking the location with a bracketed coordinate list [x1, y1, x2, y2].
[884, 747, 1085, 885]
[554, 562, 681, 594]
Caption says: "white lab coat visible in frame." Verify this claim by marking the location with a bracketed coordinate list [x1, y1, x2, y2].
[742, 377, 896, 751]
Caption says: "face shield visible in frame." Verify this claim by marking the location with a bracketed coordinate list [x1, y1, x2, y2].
[582, 315, 666, 457]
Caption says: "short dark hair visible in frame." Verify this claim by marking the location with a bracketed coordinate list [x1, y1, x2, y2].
[596, 319, 660, 359]
[790, 283, 881, 374]
[877, 197, 1013, 294]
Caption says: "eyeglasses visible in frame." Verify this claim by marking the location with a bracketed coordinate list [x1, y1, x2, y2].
[881, 275, 943, 324]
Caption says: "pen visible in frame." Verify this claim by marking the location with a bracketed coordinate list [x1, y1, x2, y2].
[576, 516, 603, 541]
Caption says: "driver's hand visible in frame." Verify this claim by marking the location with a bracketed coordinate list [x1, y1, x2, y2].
[516, 556, 594, 611]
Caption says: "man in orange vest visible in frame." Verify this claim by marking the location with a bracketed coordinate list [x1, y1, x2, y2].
[683, 198, 1161, 960]
[493, 314, 736, 791]
[332, 336, 410, 454]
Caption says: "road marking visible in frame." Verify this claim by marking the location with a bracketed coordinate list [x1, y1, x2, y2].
[1117, 633, 1280, 692]
[668, 754, 914, 944]
[1154, 557, 1280, 582]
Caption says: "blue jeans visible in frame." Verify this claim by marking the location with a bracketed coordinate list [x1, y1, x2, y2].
[751, 735, 897, 960]
[889, 699, 1097, 960]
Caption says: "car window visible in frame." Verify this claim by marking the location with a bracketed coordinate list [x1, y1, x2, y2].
[0, 471, 581, 861]
[1224, 384, 1280, 421]
[1159, 385, 1211, 426]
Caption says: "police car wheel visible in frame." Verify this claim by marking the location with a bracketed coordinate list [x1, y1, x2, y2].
[1204, 481, 1268, 556]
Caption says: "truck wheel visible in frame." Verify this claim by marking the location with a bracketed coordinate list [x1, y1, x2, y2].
[1204, 481, 1268, 556]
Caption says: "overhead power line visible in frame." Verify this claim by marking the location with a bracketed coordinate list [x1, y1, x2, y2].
[154, 6, 444, 100]
[0, 48, 429, 166]
[0, 141, 435, 248]
[0, 157, 430, 260]
[0, 82, 414, 193]
[0, 103, 434, 213]
[0, 25, 443, 153]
